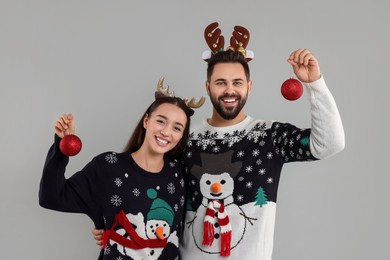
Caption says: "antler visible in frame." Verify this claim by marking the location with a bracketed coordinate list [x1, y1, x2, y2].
[156, 77, 205, 110]
[183, 97, 206, 109]
[156, 77, 175, 98]
[204, 22, 225, 54]
[230, 25, 250, 50]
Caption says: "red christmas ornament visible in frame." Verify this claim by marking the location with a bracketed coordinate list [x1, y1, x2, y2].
[281, 78, 303, 101]
[59, 134, 82, 156]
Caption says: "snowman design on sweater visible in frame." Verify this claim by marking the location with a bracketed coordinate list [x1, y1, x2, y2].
[181, 117, 317, 257]
[106, 189, 179, 260]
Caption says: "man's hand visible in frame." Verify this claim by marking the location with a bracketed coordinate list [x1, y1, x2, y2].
[288, 48, 321, 83]
[92, 228, 104, 249]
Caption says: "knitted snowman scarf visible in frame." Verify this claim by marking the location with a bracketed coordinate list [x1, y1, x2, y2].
[102, 210, 167, 249]
[203, 200, 232, 256]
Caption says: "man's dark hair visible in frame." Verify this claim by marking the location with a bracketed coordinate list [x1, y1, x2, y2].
[206, 49, 250, 81]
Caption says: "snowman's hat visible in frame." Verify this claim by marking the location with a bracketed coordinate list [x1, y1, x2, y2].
[146, 188, 174, 226]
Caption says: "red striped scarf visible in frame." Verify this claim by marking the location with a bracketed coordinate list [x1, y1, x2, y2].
[202, 200, 232, 256]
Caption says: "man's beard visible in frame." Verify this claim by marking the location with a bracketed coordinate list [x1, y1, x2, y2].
[210, 93, 248, 120]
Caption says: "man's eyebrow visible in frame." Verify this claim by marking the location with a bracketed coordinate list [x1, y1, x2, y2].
[214, 78, 227, 82]
[214, 78, 244, 82]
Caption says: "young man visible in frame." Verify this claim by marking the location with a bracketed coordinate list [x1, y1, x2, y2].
[178, 48, 344, 259]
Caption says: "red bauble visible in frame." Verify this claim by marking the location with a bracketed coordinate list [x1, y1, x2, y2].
[281, 78, 303, 101]
[59, 134, 82, 156]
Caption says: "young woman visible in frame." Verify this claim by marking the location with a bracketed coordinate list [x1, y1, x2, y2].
[39, 92, 199, 260]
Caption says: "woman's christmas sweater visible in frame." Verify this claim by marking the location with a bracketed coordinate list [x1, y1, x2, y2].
[39, 135, 187, 260]
[179, 76, 345, 259]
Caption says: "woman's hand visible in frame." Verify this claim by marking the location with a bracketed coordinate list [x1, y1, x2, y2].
[54, 113, 75, 138]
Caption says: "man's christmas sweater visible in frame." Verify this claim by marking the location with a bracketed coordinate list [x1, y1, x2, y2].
[179, 76, 345, 259]
[39, 135, 187, 260]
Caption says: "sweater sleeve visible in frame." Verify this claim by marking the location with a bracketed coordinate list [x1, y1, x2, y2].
[304, 76, 345, 159]
[39, 135, 102, 224]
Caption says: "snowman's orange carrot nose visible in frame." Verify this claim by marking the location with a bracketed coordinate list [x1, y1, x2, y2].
[156, 226, 165, 240]
[211, 183, 221, 193]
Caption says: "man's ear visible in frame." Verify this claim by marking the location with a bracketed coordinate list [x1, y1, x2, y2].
[205, 80, 211, 96]
[248, 80, 253, 95]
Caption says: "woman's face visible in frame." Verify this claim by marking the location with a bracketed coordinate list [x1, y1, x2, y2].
[143, 103, 187, 156]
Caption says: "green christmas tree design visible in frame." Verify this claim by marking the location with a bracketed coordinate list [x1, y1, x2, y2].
[255, 186, 268, 207]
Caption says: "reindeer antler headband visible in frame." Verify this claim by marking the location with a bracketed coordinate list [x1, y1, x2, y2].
[202, 22, 254, 62]
[155, 77, 205, 113]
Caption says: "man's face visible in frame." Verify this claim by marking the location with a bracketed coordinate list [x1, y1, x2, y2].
[206, 63, 252, 120]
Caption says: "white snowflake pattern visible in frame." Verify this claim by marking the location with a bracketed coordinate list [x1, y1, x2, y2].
[116, 256, 123, 260]
[212, 146, 220, 153]
[180, 178, 185, 187]
[281, 148, 285, 156]
[174, 204, 179, 212]
[259, 168, 266, 175]
[296, 134, 301, 140]
[256, 159, 263, 165]
[299, 148, 303, 154]
[114, 178, 122, 187]
[267, 177, 273, 184]
[289, 139, 294, 147]
[259, 140, 265, 146]
[223, 134, 243, 147]
[133, 188, 141, 197]
[237, 150, 245, 157]
[252, 149, 260, 156]
[105, 153, 118, 164]
[186, 151, 192, 158]
[167, 183, 175, 194]
[246, 131, 262, 143]
[236, 195, 244, 202]
[267, 152, 273, 159]
[245, 166, 253, 173]
[170, 161, 176, 167]
[290, 150, 295, 157]
[197, 139, 217, 150]
[180, 196, 185, 206]
[191, 180, 196, 186]
[111, 195, 122, 206]
[283, 131, 288, 137]
[246, 182, 253, 188]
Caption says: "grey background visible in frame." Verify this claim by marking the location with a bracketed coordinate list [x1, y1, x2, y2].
[1, 0, 388, 259]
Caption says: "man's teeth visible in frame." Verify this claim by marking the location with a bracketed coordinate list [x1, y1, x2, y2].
[157, 137, 168, 144]
[223, 98, 236, 103]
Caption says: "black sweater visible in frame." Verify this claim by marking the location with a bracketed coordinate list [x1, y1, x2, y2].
[39, 135, 186, 260]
